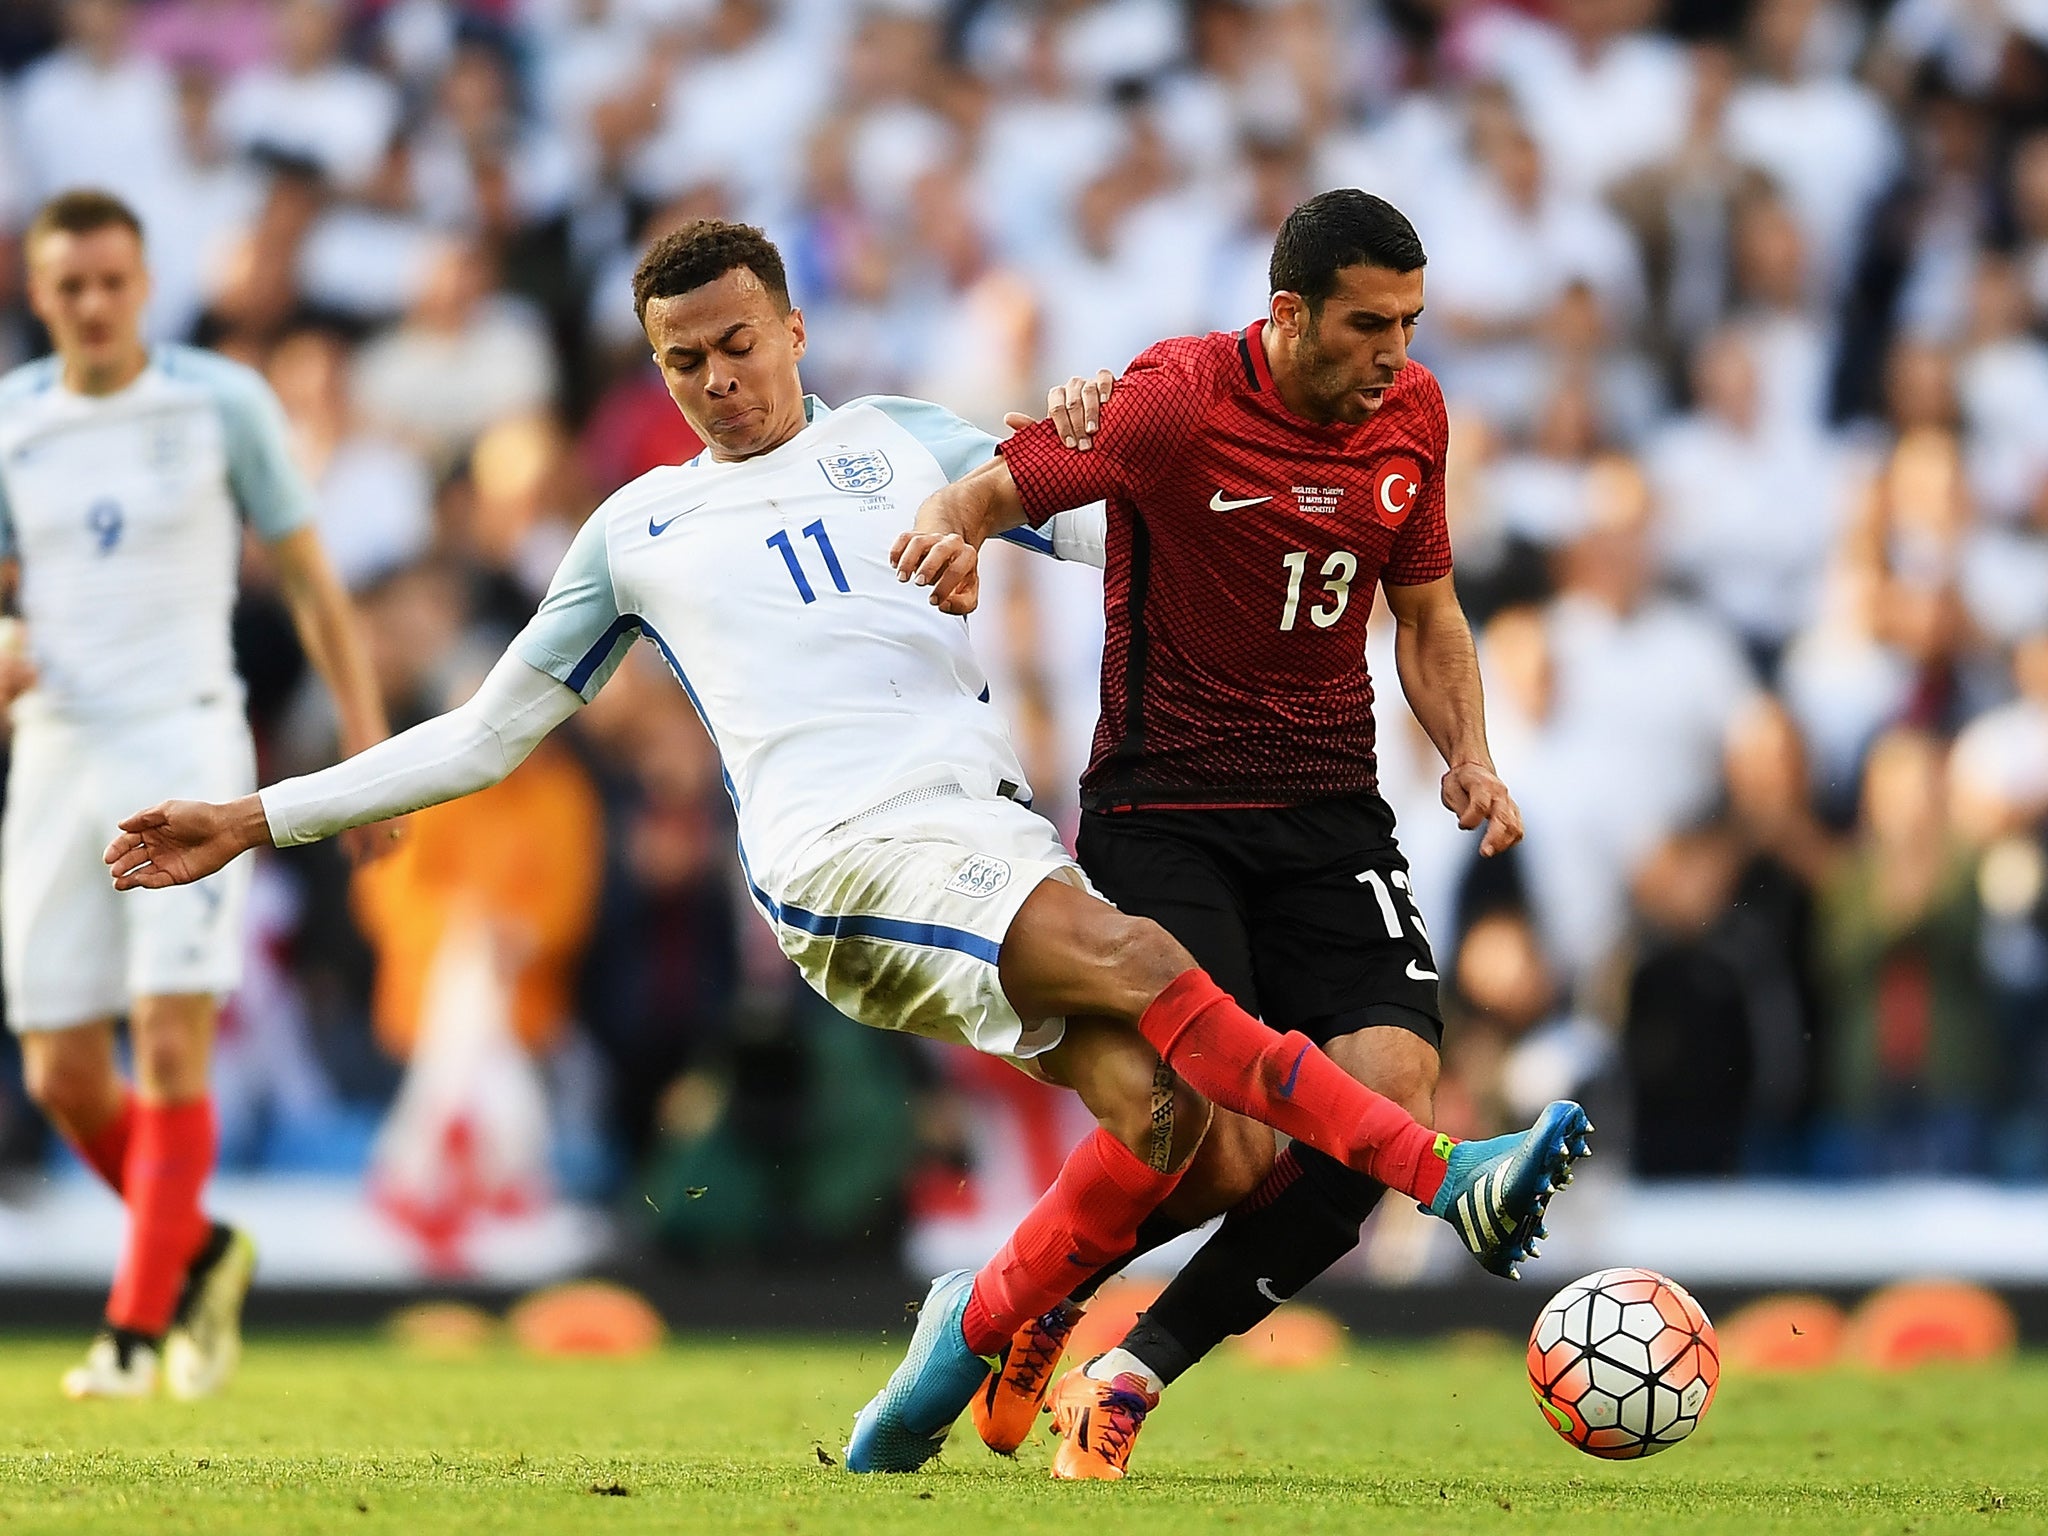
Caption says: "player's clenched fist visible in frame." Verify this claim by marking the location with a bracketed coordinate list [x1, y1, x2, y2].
[890, 528, 980, 614]
[104, 796, 270, 890]
[1441, 761, 1524, 857]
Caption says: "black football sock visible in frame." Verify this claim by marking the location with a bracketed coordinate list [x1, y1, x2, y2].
[1116, 1144, 1387, 1386]
[1065, 1209, 1192, 1307]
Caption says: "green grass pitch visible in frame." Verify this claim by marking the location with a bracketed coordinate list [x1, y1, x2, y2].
[2, 1334, 2043, 1534]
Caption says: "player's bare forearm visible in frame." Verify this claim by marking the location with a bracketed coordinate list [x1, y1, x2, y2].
[104, 793, 272, 890]
[1387, 579, 1490, 768]
[1383, 575, 1523, 855]
[271, 527, 389, 757]
[893, 457, 1028, 614]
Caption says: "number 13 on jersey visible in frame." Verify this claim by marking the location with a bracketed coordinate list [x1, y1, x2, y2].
[1280, 549, 1357, 630]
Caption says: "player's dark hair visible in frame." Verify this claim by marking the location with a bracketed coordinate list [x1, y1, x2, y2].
[27, 188, 145, 250]
[632, 219, 791, 323]
[1269, 190, 1425, 311]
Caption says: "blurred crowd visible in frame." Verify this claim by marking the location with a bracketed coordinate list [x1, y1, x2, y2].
[0, 0, 2045, 1249]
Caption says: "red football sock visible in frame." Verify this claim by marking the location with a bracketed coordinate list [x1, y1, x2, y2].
[69, 1092, 136, 1196]
[1136, 970, 1449, 1206]
[106, 1098, 216, 1338]
[962, 1127, 1184, 1355]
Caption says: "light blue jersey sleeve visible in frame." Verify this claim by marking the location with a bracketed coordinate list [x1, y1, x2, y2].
[513, 510, 637, 701]
[856, 394, 1101, 566]
[163, 346, 318, 541]
[0, 357, 59, 560]
[855, 395, 1000, 485]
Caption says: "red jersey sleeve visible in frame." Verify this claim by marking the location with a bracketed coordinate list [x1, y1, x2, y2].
[1380, 371, 1453, 586]
[997, 342, 1209, 527]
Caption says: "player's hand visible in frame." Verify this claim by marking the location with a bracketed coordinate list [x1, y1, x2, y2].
[1001, 369, 1116, 449]
[340, 816, 407, 868]
[890, 529, 980, 615]
[104, 794, 270, 890]
[1442, 762, 1524, 857]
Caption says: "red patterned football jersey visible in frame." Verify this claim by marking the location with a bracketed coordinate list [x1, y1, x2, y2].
[999, 320, 1452, 811]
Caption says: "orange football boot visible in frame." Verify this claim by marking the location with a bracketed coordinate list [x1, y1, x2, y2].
[1047, 1365, 1159, 1480]
[970, 1301, 1080, 1454]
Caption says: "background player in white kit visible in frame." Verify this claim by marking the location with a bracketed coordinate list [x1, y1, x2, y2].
[0, 191, 389, 1399]
[103, 220, 1584, 1470]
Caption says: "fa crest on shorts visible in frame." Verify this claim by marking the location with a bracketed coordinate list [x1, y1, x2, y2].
[818, 449, 894, 494]
[945, 853, 1012, 899]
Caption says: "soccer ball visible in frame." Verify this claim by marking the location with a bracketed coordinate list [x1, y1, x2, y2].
[1526, 1267, 1719, 1458]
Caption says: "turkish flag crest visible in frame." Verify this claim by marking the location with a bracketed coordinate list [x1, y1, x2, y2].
[1372, 455, 1423, 528]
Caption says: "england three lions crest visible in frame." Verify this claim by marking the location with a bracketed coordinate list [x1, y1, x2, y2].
[818, 449, 894, 494]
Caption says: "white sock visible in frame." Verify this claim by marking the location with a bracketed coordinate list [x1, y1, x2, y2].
[1085, 1348, 1164, 1395]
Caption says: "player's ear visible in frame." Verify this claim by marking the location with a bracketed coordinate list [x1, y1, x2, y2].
[1269, 289, 1305, 340]
[785, 306, 806, 361]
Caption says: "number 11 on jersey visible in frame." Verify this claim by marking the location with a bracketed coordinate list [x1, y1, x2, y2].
[768, 519, 851, 604]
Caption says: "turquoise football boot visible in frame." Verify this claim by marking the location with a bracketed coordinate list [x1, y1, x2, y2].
[845, 1269, 991, 1473]
[1426, 1100, 1592, 1279]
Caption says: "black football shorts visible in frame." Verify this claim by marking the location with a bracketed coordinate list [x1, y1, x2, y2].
[1075, 791, 1445, 1050]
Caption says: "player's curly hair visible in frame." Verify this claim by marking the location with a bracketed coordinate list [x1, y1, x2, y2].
[1269, 190, 1425, 311]
[632, 219, 791, 323]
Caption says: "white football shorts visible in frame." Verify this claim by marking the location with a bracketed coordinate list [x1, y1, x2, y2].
[766, 787, 1094, 1064]
[4, 700, 256, 1030]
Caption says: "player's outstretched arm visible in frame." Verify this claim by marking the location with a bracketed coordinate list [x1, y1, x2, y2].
[104, 652, 582, 890]
[1381, 574, 1524, 857]
[892, 455, 1030, 616]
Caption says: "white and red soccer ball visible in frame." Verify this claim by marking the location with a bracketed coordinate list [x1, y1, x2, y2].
[1527, 1267, 1720, 1458]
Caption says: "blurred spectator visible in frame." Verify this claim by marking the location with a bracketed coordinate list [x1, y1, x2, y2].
[1951, 631, 2048, 844]
[214, 0, 399, 193]
[1722, 698, 1836, 1160]
[1466, 0, 1694, 201]
[1646, 324, 1852, 671]
[1834, 73, 1996, 417]
[1817, 728, 1993, 1174]
[13, 0, 184, 267]
[2016, 132, 2048, 323]
[1536, 456, 1756, 971]
[132, 0, 275, 80]
[353, 237, 559, 469]
[352, 726, 603, 1063]
[1722, 0, 1899, 303]
[1621, 821, 1754, 1176]
[1418, 88, 1642, 434]
[626, 0, 826, 220]
[268, 326, 434, 591]
[408, 37, 581, 240]
[576, 651, 740, 1160]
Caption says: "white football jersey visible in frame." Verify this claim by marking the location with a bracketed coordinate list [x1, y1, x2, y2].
[0, 346, 313, 723]
[516, 394, 1100, 903]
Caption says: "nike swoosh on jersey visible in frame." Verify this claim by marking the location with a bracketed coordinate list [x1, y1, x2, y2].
[1209, 490, 1272, 512]
[648, 504, 704, 536]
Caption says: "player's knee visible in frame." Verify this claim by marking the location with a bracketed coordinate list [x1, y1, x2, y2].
[1080, 1035, 1205, 1174]
[1100, 913, 1196, 1014]
[1158, 1112, 1273, 1225]
[129, 1014, 210, 1101]
[22, 1040, 107, 1125]
[1382, 1057, 1437, 1126]
[1202, 1112, 1276, 1206]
